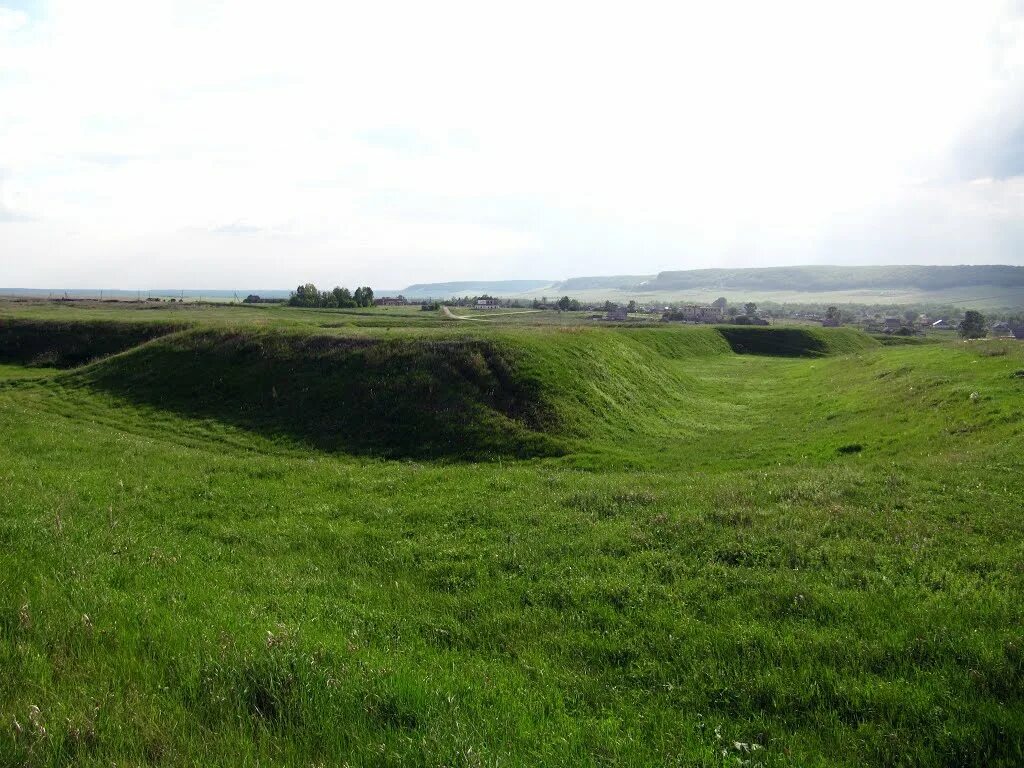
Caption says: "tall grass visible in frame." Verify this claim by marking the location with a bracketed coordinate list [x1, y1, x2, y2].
[0, 309, 1022, 766]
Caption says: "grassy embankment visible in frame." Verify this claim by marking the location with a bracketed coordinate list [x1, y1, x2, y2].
[0, 307, 1022, 766]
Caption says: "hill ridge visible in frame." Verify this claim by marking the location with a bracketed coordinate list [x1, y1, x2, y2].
[402, 264, 1024, 296]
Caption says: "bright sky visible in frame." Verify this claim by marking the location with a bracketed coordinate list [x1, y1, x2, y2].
[2, 0, 1023, 288]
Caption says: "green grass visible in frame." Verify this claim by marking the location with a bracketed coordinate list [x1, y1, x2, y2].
[1, 303, 1023, 766]
[0, 363, 60, 381]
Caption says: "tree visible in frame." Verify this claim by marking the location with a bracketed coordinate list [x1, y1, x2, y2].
[289, 283, 320, 307]
[627, 300, 637, 313]
[903, 309, 918, 325]
[825, 305, 841, 322]
[958, 310, 987, 339]
[353, 287, 375, 307]
[286, 282, 375, 309]
[712, 296, 728, 309]
[557, 296, 572, 311]
[744, 302, 757, 317]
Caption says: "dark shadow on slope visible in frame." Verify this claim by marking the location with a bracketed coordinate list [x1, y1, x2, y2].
[0, 319, 186, 367]
[717, 327, 878, 357]
[75, 329, 561, 460]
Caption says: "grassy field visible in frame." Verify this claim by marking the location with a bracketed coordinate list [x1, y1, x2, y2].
[1, 300, 1022, 766]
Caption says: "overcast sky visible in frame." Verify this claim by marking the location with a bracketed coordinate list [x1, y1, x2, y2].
[2, 0, 1024, 289]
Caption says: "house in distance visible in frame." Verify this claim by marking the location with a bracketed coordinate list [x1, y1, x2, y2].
[663, 304, 725, 323]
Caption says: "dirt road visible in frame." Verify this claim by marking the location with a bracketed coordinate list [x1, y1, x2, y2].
[440, 305, 543, 321]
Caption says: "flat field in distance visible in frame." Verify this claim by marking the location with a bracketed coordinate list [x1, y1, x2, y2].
[0, 299, 1022, 766]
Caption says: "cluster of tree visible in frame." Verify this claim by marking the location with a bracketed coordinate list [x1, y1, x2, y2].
[729, 314, 769, 326]
[711, 299, 763, 323]
[445, 294, 525, 308]
[958, 310, 987, 339]
[288, 284, 374, 308]
[528, 296, 583, 311]
[242, 294, 286, 304]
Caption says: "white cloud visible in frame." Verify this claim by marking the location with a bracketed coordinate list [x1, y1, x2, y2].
[0, 8, 27, 34]
[2, 0, 1024, 288]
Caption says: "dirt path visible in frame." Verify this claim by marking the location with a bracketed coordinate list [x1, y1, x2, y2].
[440, 305, 544, 321]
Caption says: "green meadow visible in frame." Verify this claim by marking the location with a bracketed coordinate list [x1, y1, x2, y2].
[1, 301, 1022, 766]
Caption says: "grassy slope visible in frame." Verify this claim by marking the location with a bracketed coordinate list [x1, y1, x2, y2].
[0, 311, 1023, 766]
[68, 328, 559, 460]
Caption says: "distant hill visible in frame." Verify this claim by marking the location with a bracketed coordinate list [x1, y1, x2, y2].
[553, 275, 652, 290]
[639, 265, 1024, 292]
[393, 265, 1024, 308]
[7, 266, 1024, 306]
[406, 266, 1024, 297]
[401, 280, 553, 297]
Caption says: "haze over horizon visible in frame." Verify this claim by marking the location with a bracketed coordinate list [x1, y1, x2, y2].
[3, 1, 1024, 289]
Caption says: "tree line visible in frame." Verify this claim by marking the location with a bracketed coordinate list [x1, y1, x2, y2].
[288, 284, 374, 308]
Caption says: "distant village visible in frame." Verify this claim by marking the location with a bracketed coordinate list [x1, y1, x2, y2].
[363, 293, 1024, 339]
